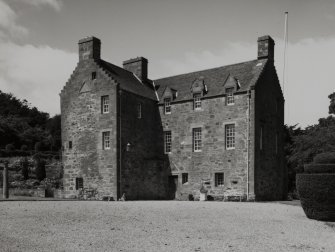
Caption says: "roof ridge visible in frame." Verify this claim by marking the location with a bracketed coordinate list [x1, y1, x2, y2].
[154, 59, 261, 82]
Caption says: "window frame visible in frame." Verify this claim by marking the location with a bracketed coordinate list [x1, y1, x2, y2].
[164, 98, 171, 114]
[215, 173, 224, 187]
[102, 131, 111, 150]
[164, 131, 172, 154]
[193, 93, 202, 110]
[225, 124, 235, 150]
[226, 87, 235, 105]
[101, 95, 109, 114]
[182, 173, 188, 184]
[193, 127, 202, 152]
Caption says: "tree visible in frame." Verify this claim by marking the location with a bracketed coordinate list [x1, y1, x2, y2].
[21, 157, 29, 180]
[329, 92, 335, 115]
[35, 157, 46, 181]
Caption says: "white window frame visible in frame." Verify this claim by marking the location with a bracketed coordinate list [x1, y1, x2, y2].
[164, 131, 172, 153]
[193, 93, 202, 110]
[102, 95, 109, 114]
[103, 131, 110, 150]
[226, 88, 235, 105]
[193, 128, 202, 152]
[137, 103, 142, 119]
[215, 173, 224, 187]
[164, 98, 171, 114]
[225, 124, 235, 150]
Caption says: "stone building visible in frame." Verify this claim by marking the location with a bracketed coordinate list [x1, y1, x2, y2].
[60, 35, 286, 201]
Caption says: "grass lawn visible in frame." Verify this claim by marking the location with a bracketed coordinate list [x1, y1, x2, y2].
[0, 200, 334, 252]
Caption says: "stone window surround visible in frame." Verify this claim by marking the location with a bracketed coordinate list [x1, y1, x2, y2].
[215, 173, 224, 187]
[164, 131, 172, 154]
[225, 123, 235, 150]
[164, 97, 171, 114]
[193, 127, 202, 152]
[101, 95, 109, 114]
[102, 131, 111, 150]
[182, 173, 188, 184]
[75, 177, 83, 190]
[91, 71, 97, 80]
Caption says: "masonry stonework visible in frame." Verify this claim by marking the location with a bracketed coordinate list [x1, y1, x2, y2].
[60, 35, 286, 201]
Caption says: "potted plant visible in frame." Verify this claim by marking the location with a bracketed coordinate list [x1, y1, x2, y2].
[296, 152, 335, 221]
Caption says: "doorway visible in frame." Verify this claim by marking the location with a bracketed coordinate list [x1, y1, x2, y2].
[168, 175, 178, 199]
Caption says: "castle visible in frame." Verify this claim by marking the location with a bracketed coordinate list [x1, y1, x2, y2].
[60, 35, 286, 201]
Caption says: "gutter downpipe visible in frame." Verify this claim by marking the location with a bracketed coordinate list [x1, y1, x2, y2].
[119, 87, 122, 200]
[246, 90, 251, 201]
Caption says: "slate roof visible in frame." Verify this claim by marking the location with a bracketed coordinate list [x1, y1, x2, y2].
[98, 59, 157, 101]
[154, 59, 268, 103]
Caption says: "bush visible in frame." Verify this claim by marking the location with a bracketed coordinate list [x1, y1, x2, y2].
[20, 145, 28, 151]
[5, 144, 15, 151]
[34, 142, 42, 152]
[313, 152, 335, 164]
[21, 157, 29, 180]
[35, 158, 46, 181]
[304, 164, 335, 174]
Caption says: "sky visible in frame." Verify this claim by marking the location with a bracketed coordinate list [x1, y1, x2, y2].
[0, 0, 335, 128]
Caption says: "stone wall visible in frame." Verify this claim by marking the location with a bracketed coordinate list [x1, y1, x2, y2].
[159, 92, 251, 200]
[119, 91, 169, 200]
[60, 59, 118, 199]
[254, 62, 286, 200]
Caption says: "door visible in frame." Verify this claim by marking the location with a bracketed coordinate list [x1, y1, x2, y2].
[168, 175, 178, 200]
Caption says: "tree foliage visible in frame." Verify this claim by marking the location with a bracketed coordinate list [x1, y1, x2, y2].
[0, 90, 61, 152]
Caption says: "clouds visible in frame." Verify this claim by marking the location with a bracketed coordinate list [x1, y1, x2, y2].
[152, 37, 335, 127]
[17, 0, 63, 11]
[0, 41, 77, 116]
[0, 0, 28, 38]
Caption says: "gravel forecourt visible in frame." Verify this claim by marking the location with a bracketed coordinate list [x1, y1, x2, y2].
[0, 201, 334, 252]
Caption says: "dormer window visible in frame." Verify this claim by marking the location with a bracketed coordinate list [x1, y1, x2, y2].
[164, 98, 171, 114]
[226, 88, 234, 105]
[193, 93, 202, 110]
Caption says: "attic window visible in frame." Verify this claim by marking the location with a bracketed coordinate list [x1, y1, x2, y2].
[226, 88, 234, 105]
[164, 98, 171, 114]
[92, 72, 97, 80]
[193, 93, 202, 110]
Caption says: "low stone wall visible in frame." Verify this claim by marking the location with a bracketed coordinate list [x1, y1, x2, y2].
[0, 188, 46, 198]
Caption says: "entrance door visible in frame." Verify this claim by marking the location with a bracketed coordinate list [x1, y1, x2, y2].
[168, 175, 178, 200]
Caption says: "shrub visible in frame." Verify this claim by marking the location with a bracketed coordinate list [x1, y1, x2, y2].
[21, 157, 29, 180]
[5, 144, 15, 151]
[34, 142, 42, 152]
[313, 152, 335, 164]
[20, 145, 28, 151]
[35, 158, 46, 181]
[304, 164, 335, 174]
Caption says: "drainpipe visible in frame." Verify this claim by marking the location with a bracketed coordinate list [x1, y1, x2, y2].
[246, 90, 251, 201]
[119, 88, 122, 200]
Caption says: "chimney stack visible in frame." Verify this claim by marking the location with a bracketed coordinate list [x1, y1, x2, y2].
[257, 35, 275, 61]
[123, 57, 148, 81]
[78, 36, 101, 61]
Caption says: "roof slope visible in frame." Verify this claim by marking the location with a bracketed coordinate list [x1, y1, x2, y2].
[98, 60, 157, 101]
[154, 59, 268, 103]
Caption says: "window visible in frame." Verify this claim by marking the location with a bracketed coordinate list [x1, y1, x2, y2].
[68, 141, 72, 150]
[215, 173, 224, 187]
[164, 98, 171, 114]
[164, 131, 172, 153]
[92, 72, 97, 80]
[137, 103, 142, 119]
[226, 88, 234, 105]
[101, 96, 109, 114]
[76, 177, 83, 190]
[225, 124, 235, 149]
[193, 128, 202, 152]
[193, 93, 201, 110]
[182, 173, 188, 184]
[103, 131, 110, 150]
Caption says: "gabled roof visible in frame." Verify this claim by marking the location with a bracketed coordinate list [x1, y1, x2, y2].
[98, 60, 157, 101]
[154, 59, 268, 103]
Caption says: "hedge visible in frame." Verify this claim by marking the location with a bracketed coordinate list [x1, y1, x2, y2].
[304, 164, 335, 174]
[296, 174, 335, 221]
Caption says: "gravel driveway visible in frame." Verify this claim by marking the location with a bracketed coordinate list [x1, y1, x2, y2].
[0, 201, 334, 252]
